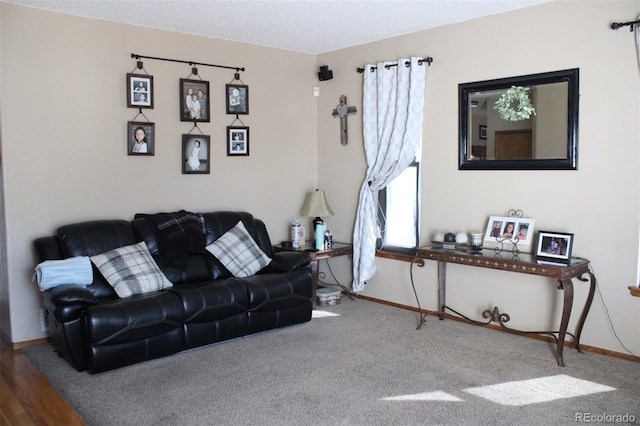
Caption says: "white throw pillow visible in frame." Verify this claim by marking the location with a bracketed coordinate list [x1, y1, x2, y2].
[90, 241, 172, 298]
[206, 221, 272, 278]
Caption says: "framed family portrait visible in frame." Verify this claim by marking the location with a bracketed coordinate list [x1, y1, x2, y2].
[226, 84, 249, 115]
[227, 126, 249, 156]
[535, 231, 574, 265]
[484, 215, 535, 245]
[127, 73, 154, 108]
[127, 121, 155, 156]
[182, 135, 210, 174]
[180, 79, 210, 122]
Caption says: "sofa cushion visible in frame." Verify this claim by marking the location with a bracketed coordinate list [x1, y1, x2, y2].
[205, 221, 271, 278]
[169, 278, 249, 348]
[57, 220, 137, 300]
[244, 269, 313, 312]
[84, 291, 185, 373]
[58, 220, 137, 257]
[200, 212, 257, 280]
[90, 242, 173, 298]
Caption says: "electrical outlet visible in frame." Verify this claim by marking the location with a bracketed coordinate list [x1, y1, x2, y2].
[39, 308, 49, 332]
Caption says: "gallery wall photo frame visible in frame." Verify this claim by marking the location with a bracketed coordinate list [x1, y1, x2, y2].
[127, 73, 154, 108]
[180, 79, 210, 122]
[227, 127, 250, 156]
[535, 231, 574, 265]
[226, 84, 249, 115]
[479, 125, 487, 140]
[484, 215, 535, 245]
[182, 134, 210, 174]
[127, 121, 155, 156]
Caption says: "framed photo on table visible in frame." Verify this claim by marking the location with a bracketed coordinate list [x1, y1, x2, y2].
[227, 127, 249, 156]
[535, 231, 574, 265]
[182, 135, 210, 174]
[484, 215, 535, 245]
[226, 84, 249, 114]
[180, 79, 210, 122]
[127, 73, 154, 108]
[127, 121, 155, 156]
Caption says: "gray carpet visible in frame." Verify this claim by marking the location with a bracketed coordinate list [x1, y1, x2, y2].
[24, 298, 639, 426]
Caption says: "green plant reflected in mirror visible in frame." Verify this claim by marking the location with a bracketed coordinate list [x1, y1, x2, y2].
[459, 68, 579, 170]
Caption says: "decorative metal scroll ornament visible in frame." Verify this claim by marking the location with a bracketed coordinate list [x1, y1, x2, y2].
[482, 307, 510, 325]
[494, 86, 536, 121]
[494, 209, 524, 255]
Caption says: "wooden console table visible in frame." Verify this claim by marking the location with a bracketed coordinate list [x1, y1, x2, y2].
[416, 246, 597, 367]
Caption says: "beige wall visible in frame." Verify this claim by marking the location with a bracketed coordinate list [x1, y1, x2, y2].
[2, 1, 639, 357]
[0, 3, 318, 342]
[316, 0, 640, 355]
[0, 4, 9, 343]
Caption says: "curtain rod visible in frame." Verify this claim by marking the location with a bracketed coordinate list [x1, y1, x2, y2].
[610, 19, 640, 31]
[357, 57, 433, 73]
[131, 53, 245, 72]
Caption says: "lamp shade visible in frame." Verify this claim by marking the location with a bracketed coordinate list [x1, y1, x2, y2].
[300, 190, 334, 218]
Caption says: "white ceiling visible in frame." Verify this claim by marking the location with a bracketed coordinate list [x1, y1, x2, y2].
[5, 0, 551, 54]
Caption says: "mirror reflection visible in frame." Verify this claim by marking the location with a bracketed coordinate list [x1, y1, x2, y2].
[459, 68, 579, 170]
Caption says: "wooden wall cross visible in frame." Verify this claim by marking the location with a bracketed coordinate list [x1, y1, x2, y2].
[332, 95, 357, 145]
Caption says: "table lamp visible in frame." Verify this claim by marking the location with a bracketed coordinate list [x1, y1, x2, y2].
[300, 189, 334, 236]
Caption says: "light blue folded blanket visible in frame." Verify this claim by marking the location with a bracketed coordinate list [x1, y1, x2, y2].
[33, 256, 93, 291]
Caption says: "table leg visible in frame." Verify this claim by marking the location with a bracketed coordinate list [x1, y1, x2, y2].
[438, 261, 447, 320]
[310, 259, 319, 309]
[573, 272, 597, 351]
[556, 278, 574, 367]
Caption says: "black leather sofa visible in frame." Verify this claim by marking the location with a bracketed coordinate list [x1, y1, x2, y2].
[33, 211, 312, 373]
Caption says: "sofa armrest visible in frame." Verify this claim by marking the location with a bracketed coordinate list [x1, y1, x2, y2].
[265, 251, 311, 273]
[43, 285, 99, 324]
[44, 285, 99, 307]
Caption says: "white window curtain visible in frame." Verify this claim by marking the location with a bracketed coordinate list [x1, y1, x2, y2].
[352, 57, 427, 292]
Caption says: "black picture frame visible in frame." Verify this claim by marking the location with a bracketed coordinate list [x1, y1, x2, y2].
[127, 121, 155, 156]
[479, 125, 487, 140]
[226, 84, 249, 115]
[227, 126, 249, 156]
[180, 79, 210, 122]
[127, 73, 154, 109]
[182, 135, 210, 174]
[535, 231, 574, 265]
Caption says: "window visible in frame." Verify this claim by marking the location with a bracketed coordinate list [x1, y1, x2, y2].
[377, 155, 420, 254]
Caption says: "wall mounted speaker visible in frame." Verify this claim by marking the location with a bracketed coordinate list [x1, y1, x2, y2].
[318, 65, 333, 81]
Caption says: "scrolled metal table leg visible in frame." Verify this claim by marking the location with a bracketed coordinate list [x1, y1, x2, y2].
[556, 278, 574, 367]
[573, 272, 596, 352]
[438, 261, 446, 320]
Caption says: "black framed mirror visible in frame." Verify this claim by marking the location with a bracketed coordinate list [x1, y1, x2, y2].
[459, 68, 579, 170]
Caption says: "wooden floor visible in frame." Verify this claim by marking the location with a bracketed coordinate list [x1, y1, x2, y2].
[0, 338, 85, 425]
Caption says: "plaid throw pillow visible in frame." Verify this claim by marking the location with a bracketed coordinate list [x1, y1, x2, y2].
[205, 221, 272, 278]
[90, 241, 172, 298]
